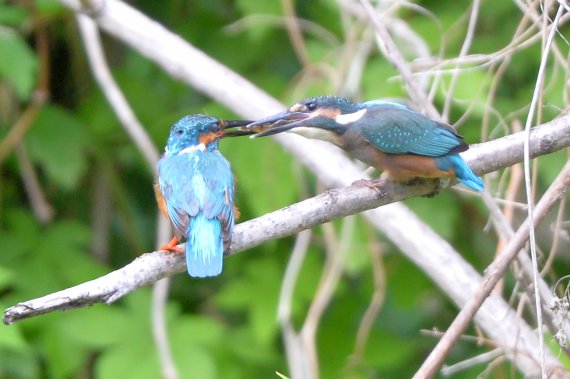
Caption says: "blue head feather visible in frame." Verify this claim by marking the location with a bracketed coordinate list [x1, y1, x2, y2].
[165, 114, 222, 156]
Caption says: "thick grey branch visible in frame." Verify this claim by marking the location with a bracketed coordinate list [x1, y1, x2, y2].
[4, 115, 570, 326]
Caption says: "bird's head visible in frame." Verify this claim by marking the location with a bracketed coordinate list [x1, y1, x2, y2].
[247, 96, 365, 141]
[164, 115, 253, 156]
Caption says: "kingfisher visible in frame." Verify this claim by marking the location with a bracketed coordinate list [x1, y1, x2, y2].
[247, 95, 484, 191]
[155, 115, 252, 277]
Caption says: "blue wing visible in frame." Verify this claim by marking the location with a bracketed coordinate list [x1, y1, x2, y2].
[198, 152, 235, 250]
[157, 153, 201, 237]
[157, 150, 235, 277]
[358, 101, 467, 157]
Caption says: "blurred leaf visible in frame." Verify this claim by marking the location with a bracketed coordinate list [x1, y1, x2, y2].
[223, 136, 299, 216]
[0, 311, 27, 350]
[236, 0, 281, 16]
[0, 4, 28, 26]
[172, 344, 217, 379]
[538, 150, 565, 185]
[363, 330, 417, 370]
[95, 290, 162, 379]
[41, 319, 89, 379]
[26, 105, 89, 190]
[215, 256, 281, 343]
[0, 347, 38, 379]
[0, 210, 39, 266]
[36, 0, 66, 16]
[404, 191, 460, 240]
[97, 344, 161, 379]
[0, 265, 13, 290]
[0, 29, 37, 99]
[60, 307, 129, 349]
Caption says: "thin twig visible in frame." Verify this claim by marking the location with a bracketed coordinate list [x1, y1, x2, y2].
[345, 230, 385, 372]
[412, 160, 570, 379]
[278, 229, 312, 379]
[15, 144, 54, 224]
[521, 5, 564, 377]
[0, 92, 47, 165]
[442, 0, 480, 122]
[76, 15, 159, 169]
[280, 0, 311, 66]
[151, 215, 179, 379]
[358, 0, 440, 118]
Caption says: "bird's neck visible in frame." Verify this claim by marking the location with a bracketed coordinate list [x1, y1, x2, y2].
[179, 144, 206, 155]
[292, 127, 343, 146]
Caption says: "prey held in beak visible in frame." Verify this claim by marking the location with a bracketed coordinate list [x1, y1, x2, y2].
[218, 119, 257, 137]
[245, 111, 312, 138]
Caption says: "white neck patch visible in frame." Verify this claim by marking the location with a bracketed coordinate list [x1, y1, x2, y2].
[179, 144, 206, 155]
[334, 109, 367, 125]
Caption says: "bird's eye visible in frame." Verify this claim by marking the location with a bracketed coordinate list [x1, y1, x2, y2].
[306, 102, 317, 111]
[176, 129, 184, 135]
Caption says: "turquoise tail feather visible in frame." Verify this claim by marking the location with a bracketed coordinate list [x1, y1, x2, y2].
[437, 155, 484, 192]
[186, 214, 223, 277]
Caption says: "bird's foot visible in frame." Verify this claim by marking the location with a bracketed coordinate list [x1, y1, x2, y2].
[351, 177, 386, 191]
[351, 178, 388, 199]
[159, 236, 183, 254]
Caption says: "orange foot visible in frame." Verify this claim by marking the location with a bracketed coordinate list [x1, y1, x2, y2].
[159, 236, 183, 254]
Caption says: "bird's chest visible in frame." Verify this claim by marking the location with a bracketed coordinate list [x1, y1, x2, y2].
[339, 128, 388, 169]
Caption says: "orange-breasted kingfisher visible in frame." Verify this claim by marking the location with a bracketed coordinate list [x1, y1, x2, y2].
[247, 95, 484, 191]
[155, 115, 252, 278]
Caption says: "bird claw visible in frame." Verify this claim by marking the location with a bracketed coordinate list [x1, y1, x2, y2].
[351, 178, 386, 191]
[159, 236, 183, 254]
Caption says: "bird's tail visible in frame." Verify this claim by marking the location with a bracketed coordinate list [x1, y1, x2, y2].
[448, 154, 484, 191]
[186, 214, 223, 277]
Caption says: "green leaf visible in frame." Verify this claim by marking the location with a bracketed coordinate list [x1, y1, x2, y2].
[0, 29, 37, 99]
[35, 0, 66, 16]
[0, 5, 29, 26]
[215, 256, 281, 343]
[59, 307, 129, 349]
[97, 344, 161, 379]
[95, 290, 162, 379]
[172, 344, 217, 379]
[404, 191, 460, 240]
[41, 320, 90, 379]
[236, 0, 281, 17]
[26, 105, 89, 190]
[0, 347, 38, 379]
[222, 136, 299, 217]
[0, 312, 27, 350]
[0, 210, 39, 267]
[0, 265, 14, 290]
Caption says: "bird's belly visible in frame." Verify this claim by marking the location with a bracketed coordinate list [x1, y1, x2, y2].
[348, 145, 454, 180]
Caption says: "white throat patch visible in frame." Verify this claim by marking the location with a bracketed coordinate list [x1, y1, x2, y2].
[179, 144, 206, 155]
[334, 109, 367, 125]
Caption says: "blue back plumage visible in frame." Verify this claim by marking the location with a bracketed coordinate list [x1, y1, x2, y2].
[359, 101, 467, 157]
[157, 115, 235, 277]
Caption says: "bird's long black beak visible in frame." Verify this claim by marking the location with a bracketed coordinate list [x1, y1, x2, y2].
[246, 111, 311, 138]
[218, 119, 256, 137]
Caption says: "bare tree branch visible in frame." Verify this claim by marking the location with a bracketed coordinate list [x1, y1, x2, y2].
[4, 116, 569, 321]
[77, 14, 159, 169]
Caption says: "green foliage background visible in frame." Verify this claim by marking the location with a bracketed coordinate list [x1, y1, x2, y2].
[0, 1, 569, 378]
